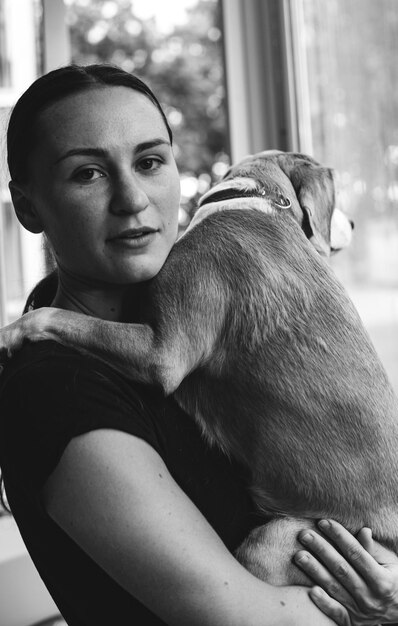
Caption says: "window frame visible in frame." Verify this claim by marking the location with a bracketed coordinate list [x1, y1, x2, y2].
[221, 0, 303, 160]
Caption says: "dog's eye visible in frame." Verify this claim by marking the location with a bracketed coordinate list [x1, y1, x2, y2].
[274, 194, 291, 209]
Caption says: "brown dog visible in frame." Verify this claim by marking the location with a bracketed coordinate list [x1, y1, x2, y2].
[2, 150, 398, 584]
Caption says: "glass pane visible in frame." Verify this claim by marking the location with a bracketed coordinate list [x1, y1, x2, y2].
[298, 0, 398, 392]
[0, 0, 46, 325]
[0, 0, 11, 87]
[65, 0, 229, 229]
[2, 200, 24, 314]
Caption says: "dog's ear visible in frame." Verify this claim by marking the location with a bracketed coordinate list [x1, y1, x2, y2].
[330, 208, 354, 254]
[277, 153, 336, 256]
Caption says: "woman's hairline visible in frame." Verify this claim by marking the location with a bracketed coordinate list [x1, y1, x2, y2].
[7, 64, 173, 184]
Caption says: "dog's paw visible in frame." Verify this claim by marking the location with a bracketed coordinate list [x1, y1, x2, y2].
[235, 517, 316, 586]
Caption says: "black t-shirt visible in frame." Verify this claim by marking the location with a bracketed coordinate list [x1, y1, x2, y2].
[0, 341, 257, 625]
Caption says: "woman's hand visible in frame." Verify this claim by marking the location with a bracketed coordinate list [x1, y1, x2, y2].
[294, 519, 398, 625]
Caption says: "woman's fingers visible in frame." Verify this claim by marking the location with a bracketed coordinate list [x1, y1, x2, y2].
[296, 526, 367, 597]
[357, 528, 398, 567]
[314, 520, 388, 585]
[308, 586, 351, 626]
[296, 520, 398, 622]
[295, 548, 357, 606]
[356, 527, 374, 553]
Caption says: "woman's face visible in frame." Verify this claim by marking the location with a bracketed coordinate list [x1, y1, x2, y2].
[25, 86, 181, 285]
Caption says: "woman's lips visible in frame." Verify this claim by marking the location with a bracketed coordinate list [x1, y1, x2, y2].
[108, 228, 158, 249]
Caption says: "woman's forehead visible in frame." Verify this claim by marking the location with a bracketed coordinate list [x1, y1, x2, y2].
[35, 86, 168, 151]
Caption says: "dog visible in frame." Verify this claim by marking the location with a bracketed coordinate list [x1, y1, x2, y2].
[2, 150, 398, 584]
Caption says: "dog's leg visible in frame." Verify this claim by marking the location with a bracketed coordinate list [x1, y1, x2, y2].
[0, 254, 225, 396]
[0, 308, 186, 392]
[0, 307, 163, 385]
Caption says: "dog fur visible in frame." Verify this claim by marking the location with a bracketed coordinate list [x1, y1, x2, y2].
[3, 150, 398, 584]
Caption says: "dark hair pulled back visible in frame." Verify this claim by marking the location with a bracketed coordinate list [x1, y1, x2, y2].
[7, 63, 173, 184]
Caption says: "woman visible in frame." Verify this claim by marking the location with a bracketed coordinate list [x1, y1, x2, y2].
[1, 64, 398, 626]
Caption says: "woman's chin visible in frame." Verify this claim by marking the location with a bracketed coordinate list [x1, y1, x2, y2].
[115, 260, 166, 285]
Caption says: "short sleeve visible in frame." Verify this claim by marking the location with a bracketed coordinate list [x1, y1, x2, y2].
[0, 341, 162, 491]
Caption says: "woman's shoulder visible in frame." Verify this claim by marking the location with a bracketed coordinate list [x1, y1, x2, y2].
[2, 339, 124, 379]
[1, 339, 148, 402]
[0, 340, 171, 493]
[0, 340, 255, 549]
[0, 341, 164, 451]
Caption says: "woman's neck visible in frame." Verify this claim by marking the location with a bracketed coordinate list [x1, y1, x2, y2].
[51, 270, 137, 322]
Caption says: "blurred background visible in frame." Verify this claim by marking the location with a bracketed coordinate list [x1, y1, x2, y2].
[0, 1, 397, 623]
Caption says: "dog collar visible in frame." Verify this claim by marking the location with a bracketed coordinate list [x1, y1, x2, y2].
[199, 187, 292, 210]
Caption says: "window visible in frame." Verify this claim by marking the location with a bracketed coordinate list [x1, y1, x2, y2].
[291, 0, 398, 391]
[0, 0, 11, 88]
[0, 0, 44, 326]
[0, 198, 24, 318]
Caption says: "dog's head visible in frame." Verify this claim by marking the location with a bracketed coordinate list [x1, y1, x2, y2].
[199, 150, 353, 256]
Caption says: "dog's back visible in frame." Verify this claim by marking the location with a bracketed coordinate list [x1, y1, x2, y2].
[18, 150, 397, 582]
[147, 197, 398, 551]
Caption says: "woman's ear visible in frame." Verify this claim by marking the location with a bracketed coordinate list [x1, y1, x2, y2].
[8, 181, 44, 234]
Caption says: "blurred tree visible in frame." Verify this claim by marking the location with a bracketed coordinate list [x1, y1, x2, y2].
[66, 0, 229, 219]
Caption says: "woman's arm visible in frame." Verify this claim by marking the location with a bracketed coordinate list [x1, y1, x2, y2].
[42, 428, 337, 626]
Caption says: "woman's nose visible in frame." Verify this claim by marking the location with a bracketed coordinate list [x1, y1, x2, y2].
[110, 174, 149, 215]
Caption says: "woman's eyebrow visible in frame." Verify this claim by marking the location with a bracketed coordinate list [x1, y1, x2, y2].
[54, 147, 106, 164]
[135, 138, 171, 154]
[54, 139, 171, 165]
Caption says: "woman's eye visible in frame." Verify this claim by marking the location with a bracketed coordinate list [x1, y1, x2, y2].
[75, 168, 104, 182]
[138, 157, 162, 172]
